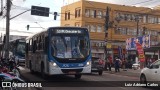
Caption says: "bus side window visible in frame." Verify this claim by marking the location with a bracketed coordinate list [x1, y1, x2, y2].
[39, 36, 42, 50]
[44, 36, 48, 53]
[26, 43, 29, 54]
[33, 41, 37, 53]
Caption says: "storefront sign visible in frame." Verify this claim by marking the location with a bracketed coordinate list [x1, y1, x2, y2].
[106, 43, 112, 49]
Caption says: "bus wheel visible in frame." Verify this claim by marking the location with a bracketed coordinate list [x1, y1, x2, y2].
[41, 65, 47, 79]
[75, 74, 82, 79]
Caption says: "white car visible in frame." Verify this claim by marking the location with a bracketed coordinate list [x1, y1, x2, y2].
[140, 59, 160, 84]
[132, 63, 140, 70]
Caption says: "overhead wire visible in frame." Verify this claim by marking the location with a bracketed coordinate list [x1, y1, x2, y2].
[130, 0, 156, 6]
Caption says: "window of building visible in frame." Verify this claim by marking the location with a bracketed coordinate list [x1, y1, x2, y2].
[103, 11, 106, 18]
[90, 10, 96, 18]
[143, 15, 147, 23]
[85, 9, 90, 17]
[133, 29, 137, 36]
[97, 10, 102, 18]
[138, 29, 143, 36]
[97, 25, 102, 32]
[75, 8, 81, 18]
[85, 24, 90, 31]
[148, 16, 154, 23]
[68, 12, 70, 20]
[78, 9, 81, 17]
[90, 25, 96, 32]
[115, 27, 121, 34]
[120, 27, 127, 35]
[65, 12, 67, 20]
[127, 29, 132, 35]
[158, 18, 160, 24]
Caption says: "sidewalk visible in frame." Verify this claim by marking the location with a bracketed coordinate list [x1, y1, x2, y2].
[104, 68, 141, 77]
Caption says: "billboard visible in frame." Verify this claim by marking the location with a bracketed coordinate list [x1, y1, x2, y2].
[126, 35, 150, 50]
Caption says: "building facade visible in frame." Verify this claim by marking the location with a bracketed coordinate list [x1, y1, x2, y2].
[61, 0, 160, 61]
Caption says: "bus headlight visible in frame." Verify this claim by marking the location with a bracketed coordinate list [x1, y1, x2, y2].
[86, 61, 91, 66]
[53, 63, 57, 66]
[50, 62, 57, 67]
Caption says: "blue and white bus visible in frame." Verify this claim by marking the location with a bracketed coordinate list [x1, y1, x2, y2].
[25, 27, 91, 79]
[0, 38, 26, 64]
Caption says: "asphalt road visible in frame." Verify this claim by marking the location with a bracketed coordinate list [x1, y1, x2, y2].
[17, 67, 160, 90]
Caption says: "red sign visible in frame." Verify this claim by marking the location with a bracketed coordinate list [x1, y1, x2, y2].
[135, 42, 145, 62]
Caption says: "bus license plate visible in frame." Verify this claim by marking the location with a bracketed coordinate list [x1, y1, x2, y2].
[68, 71, 76, 74]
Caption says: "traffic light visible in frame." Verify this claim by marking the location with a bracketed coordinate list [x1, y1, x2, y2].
[54, 12, 57, 20]
[27, 25, 30, 30]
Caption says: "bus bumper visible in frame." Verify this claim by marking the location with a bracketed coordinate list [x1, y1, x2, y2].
[48, 65, 91, 75]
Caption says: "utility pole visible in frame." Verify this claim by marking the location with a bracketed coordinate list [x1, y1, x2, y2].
[104, 6, 110, 70]
[5, 0, 11, 60]
[0, 0, 3, 15]
[136, 16, 139, 36]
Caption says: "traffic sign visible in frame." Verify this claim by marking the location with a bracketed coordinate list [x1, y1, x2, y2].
[31, 6, 50, 17]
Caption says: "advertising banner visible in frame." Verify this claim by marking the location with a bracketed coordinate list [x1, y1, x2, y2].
[135, 42, 145, 62]
[118, 46, 123, 60]
[126, 35, 150, 50]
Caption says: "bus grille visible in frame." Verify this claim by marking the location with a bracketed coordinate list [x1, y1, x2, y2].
[61, 69, 83, 73]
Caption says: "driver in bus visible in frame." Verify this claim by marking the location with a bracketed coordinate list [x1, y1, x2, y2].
[72, 40, 84, 58]
[51, 37, 65, 58]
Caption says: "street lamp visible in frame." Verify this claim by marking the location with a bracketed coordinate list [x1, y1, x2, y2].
[34, 22, 45, 29]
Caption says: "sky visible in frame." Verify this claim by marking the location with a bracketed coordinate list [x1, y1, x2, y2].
[0, 0, 160, 36]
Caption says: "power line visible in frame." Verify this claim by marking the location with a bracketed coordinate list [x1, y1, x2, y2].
[131, 0, 156, 6]
[141, 0, 160, 7]
[0, 28, 35, 34]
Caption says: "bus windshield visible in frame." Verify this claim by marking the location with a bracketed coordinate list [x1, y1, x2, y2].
[16, 42, 25, 57]
[51, 35, 90, 59]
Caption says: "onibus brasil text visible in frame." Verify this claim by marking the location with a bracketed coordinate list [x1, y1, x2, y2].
[2, 82, 42, 87]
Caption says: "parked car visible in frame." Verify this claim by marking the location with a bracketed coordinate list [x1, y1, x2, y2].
[132, 62, 140, 70]
[140, 59, 160, 85]
[91, 57, 105, 75]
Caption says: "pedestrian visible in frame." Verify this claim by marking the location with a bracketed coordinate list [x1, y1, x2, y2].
[122, 58, 127, 71]
[108, 55, 112, 71]
[114, 57, 121, 72]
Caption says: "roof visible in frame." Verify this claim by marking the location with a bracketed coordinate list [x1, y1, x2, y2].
[25, 26, 88, 40]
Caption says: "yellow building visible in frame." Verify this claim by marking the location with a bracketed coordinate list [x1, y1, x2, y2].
[61, 0, 160, 60]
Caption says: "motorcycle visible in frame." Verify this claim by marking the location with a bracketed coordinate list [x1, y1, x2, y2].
[0, 72, 25, 90]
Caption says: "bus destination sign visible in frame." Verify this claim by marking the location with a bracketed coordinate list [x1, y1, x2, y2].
[56, 30, 82, 34]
